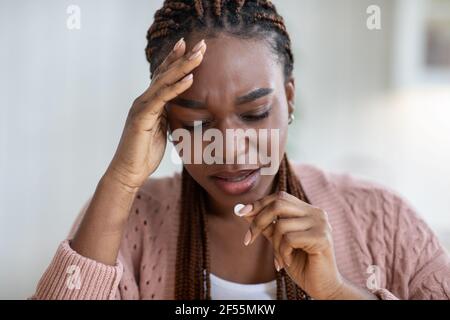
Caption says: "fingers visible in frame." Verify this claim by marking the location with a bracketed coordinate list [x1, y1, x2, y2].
[131, 73, 194, 130]
[271, 217, 315, 266]
[234, 194, 276, 219]
[235, 190, 332, 273]
[243, 192, 309, 246]
[158, 40, 206, 88]
[130, 39, 206, 129]
[237, 191, 307, 220]
[152, 73, 194, 107]
[235, 191, 290, 221]
[151, 37, 186, 82]
[279, 227, 332, 266]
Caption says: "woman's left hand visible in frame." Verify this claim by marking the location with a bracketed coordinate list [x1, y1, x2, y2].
[236, 191, 375, 300]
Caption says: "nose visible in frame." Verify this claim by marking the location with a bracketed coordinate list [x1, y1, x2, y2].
[216, 117, 257, 165]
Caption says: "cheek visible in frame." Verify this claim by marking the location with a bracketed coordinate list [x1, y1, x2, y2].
[262, 105, 289, 157]
[183, 163, 206, 184]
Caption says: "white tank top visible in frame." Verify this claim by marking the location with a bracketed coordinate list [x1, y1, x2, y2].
[210, 273, 282, 300]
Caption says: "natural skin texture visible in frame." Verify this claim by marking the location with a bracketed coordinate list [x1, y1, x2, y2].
[167, 34, 292, 217]
[33, 18, 450, 301]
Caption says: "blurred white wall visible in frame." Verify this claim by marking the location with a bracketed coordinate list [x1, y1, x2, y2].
[0, 0, 449, 299]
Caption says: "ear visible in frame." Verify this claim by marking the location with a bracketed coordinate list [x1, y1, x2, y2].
[284, 77, 295, 117]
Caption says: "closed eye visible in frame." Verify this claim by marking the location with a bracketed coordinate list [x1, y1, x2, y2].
[240, 106, 272, 122]
[182, 119, 212, 131]
[181, 105, 272, 130]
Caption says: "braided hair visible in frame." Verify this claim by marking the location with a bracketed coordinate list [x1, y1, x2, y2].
[145, 0, 310, 299]
[146, 0, 294, 81]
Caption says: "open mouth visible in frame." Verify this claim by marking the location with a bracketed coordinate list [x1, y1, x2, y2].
[210, 168, 260, 195]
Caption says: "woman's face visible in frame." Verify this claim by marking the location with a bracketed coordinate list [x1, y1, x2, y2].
[166, 33, 295, 211]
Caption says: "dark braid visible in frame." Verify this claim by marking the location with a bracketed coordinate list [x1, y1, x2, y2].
[146, 0, 294, 81]
[213, 0, 223, 16]
[194, 0, 205, 18]
[146, 1, 304, 299]
[235, 0, 245, 13]
[274, 154, 311, 300]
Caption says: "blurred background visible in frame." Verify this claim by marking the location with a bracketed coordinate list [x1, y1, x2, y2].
[1, 0, 449, 299]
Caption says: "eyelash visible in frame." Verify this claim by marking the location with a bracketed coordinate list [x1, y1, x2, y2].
[182, 120, 211, 131]
[182, 107, 271, 131]
[241, 109, 271, 122]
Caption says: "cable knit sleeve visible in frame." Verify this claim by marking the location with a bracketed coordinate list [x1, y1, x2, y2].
[394, 196, 450, 299]
[332, 172, 450, 300]
[30, 184, 157, 300]
[31, 239, 124, 299]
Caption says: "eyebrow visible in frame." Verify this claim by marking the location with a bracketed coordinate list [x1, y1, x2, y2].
[170, 87, 274, 109]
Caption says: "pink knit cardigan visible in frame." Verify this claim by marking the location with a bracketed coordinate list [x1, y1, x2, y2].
[31, 163, 450, 300]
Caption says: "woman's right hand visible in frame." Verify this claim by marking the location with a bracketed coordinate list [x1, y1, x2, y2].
[106, 38, 207, 190]
[70, 39, 206, 265]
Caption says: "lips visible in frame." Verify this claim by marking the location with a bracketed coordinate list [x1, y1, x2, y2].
[210, 168, 260, 195]
[213, 169, 256, 181]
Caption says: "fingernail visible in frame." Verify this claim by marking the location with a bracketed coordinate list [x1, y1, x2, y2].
[274, 258, 281, 272]
[191, 39, 205, 53]
[173, 37, 184, 51]
[181, 73, 193, 82]
[234, 203, 253, 216]
[188, 50, 202, 61]
[244, 230, 252, 246]
[234, 204, 245, 215]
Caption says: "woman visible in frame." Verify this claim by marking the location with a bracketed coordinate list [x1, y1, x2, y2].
[32, 0, 449, 300]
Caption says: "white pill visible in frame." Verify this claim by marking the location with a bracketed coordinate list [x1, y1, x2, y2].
[234, 203, 245, 215]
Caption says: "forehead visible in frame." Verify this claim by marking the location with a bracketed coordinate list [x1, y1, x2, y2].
[182, 34, 283, 104]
